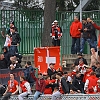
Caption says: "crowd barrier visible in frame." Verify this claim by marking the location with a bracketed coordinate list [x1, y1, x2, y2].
[1, 94, 99, 100]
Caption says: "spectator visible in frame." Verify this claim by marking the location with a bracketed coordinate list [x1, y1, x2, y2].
[2, 73, 19, 100]
[73, 53, 88, 66]
[61, 72, 70, 94]
[44, 75, 55, 94]
[95, 62, 100, 78]
[84, 72, 98, 94]
[50, 20, 62, 46]
[24, 61, 35, 88]
[72, 71, 84, 93]
[51, 87, 61, 100]
[0, 54, 8, 69]
[18, 76, 32, 100]
[31, 73, 46, 100]
[47, 63, 57, 79]
[77, 59, 86, 75]
[94, 79, 100, 93]
[8, 55, 22, 70]
[55, 73, 64, 94]
[80, 18, 94, 53]
[2, 46, 10, 62]
[70, 16, 82, 54]
[87, 18, 97, 51]
[83, 65, 93, 83]
[91, 20, 100, 30]
[90, 48, 98, 71]
[9, 26, 21, 56]
[0, 82, 6, 97]
[71, 66, 79, 79]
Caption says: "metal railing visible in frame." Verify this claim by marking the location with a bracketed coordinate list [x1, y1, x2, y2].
[0, 10, 100, 54]
[0, 94, 99, 100]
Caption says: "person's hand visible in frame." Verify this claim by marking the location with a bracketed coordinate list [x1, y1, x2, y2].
[17, 43, 19, 46]
[78, 29, 81, 31]
[84, 28, 87, 31]
[3, 93, 6, 96]
[12, 93, 15, 95]
[77, 90, 81, 93]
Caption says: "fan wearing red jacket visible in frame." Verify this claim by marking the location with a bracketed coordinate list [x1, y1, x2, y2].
[70, 16, 82, 54]
[44, 75, 56, 94]
[94, 80, 100, 93]
[82, 65, 93, 83]
[84, 72, 98, 94]
[18, 76, 32, 100]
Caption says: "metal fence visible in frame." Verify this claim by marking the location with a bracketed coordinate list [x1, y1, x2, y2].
[0, 10, 100, 54]
[2, 94, 100, 100]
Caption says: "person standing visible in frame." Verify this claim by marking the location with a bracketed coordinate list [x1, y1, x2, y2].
[18, 76, 32, 100]
[9, 26, 21, 56]
[2, 73, 19, 100]
[70, 16, 82, 54]
[24, 61, 35, 88]
[80, 18, 94, 53]
[50, 20, 62, 46]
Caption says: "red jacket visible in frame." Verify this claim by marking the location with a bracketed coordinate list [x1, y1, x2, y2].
[31, 73, 46, 93]
[96, 85, 100, 93]
[44, 79, 55, 94]
[83, 69, 92, 83]
[93, 23, 100, 30]
[87, 75, 98, 94]
[70, 20, 82, 38]
[50, 26, 62, 39]
[20, 81, 28, 92]
[8, 80, 18, 93]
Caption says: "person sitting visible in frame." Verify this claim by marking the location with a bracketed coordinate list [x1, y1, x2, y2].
[0, 82, 6, 97]
[2, 74, 19, 100]
[51, 87, 61, 100]
[94, 80, 100, 93]
[72, 71, 84, 93]
[0, 54, 8, 69]
[18, 76, 32, 100]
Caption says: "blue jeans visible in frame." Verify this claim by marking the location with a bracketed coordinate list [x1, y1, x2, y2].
[71, 37, 80, 54]
[33, 91, 42, 100]
[9, 45, 18, 56]
[80, 38, 94, 53]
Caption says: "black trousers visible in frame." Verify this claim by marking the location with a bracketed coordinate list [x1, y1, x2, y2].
[52, 39, 60, 46]
[2, 92, 12, 100]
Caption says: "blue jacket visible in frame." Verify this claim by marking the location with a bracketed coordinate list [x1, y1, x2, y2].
[24, 66, 35, 83]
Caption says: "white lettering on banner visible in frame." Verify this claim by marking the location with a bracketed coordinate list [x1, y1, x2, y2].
[38, 56, 43, 62]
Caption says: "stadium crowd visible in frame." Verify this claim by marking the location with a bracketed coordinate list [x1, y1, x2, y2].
[0, 17, 100, 100]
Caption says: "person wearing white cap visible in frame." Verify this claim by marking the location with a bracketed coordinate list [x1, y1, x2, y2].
[50, 20, 62, 46]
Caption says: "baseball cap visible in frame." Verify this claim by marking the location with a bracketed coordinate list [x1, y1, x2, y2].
[54, 20, 58, 23]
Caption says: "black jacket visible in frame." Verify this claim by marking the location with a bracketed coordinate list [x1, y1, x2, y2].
[61, 77, 70, 94]
[0, 58, 8, 69]
[47, 68, 57, 79]
[72, 76, 84, 92]
[10, 32, 21, 45]
[81, 22, 93, 39]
